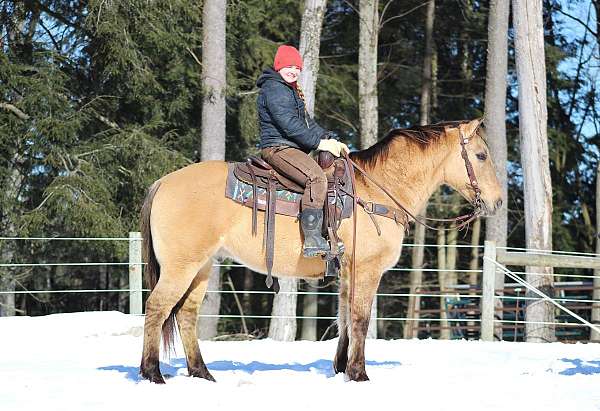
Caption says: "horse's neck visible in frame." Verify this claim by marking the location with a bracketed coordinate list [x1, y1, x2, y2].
[354, 139, 449, 216]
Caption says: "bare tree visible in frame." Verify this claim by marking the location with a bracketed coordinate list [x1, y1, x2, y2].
[484, 0, 509, 341]
[359, 0, 379, 338]
[359, 0, 379, 149]
[437, 228, 449, 339]
[270, 0, 327, 342]
[513, 0, 555, 343]
[404, 0, 435, 340]
[0, 3, 30, 317]
[592, 163, 600, 342]
[298, 0, 329, 342]
[198, 0, 227, 340]
[268, 280, 298, 341]
[592, 3, 600, 342]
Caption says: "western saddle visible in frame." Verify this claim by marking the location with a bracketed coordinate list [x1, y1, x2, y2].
[225, 151, 354, 292]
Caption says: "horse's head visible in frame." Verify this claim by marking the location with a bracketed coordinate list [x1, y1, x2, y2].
[443, 119, 503, 216]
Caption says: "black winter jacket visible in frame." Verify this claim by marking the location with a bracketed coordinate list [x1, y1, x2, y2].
[256, 67, 327, 153]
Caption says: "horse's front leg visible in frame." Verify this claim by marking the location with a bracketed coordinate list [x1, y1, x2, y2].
[345, 269, 381, 382]
[333, 268, 350, 373]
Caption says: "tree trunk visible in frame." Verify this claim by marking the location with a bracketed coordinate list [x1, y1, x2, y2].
[242, 267, 253, 315]
[469, 218, 481, 288]
[269, 0, 326, 341]
[0, 243, 16, 317]
[358, 0, 379, 337]
[298, 0, 327, 115]
[300, 280, 318, 340]
[468, 217, 481, 333]
[437, 228, 450, 339]
[405, 0, 435, 340]
[1, 5, 29, 316]
[419, 0, 435, 126]
[296, 0, 327, 341]
[119, 269, 128, 313]
[358, 0, 379, 149]
[513, 0, 555, 343]
[198, 0, 227, 339]
[484, 0, 509, 341]
[446, 223, 458, 286]
[201, 0, 226, 161]
[404, 220, 425, 339]
[592, 163, 600, 342]
[198, 266, 221, 340]
[268, 279, 298, 341]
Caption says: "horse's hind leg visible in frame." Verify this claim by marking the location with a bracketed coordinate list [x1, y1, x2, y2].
[334, 270, 350, 373]
[140, 262, 201, 384]
[175, 262, 215, 381]
[345, 269, 382, 382]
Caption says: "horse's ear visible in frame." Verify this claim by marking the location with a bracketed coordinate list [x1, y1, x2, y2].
[460, 118, 483, 138]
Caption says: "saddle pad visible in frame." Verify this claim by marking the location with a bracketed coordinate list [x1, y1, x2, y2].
[225, 163, 301, 217]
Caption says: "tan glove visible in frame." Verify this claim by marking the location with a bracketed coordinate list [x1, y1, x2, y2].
[338, 141, 350, 155]
[317, 139, 348, 157]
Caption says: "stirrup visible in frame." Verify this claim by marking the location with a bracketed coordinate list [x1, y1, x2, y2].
[303, 243, 330, 258]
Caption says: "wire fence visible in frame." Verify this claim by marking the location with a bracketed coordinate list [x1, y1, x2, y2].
[1, 235, 599, 341]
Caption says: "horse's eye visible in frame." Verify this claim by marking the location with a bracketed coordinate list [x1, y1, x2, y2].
[476, 152, 487, 161]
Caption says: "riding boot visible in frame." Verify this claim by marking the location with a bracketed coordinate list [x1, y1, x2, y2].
[300, 208, 330, 257]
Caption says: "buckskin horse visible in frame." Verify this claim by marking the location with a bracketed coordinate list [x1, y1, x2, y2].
[138, 118, 502, 383]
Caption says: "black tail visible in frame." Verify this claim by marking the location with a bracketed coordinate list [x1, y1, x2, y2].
[140, 181, 176, 353]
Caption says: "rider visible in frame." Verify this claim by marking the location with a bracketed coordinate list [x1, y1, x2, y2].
[256, 44, 349, 257]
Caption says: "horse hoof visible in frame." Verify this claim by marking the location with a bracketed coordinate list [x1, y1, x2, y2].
[333, 356, 347, 374]
[189, 368, 216, 382]
[140, 368, 166, 384]
[346, 367, 370, 382]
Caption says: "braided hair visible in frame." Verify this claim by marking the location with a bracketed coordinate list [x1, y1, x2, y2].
[295, 83, 310, 122]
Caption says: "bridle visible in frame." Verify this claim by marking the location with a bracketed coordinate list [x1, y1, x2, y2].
[344, 126, 484, 318]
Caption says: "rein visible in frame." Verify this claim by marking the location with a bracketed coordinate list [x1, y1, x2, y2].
[343, 128, 483, 320]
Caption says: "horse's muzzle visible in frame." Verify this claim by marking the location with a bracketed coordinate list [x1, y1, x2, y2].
[480, 198, 503, 217]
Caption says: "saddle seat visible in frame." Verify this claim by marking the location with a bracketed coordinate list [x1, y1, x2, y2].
[234, 153, 346, 194]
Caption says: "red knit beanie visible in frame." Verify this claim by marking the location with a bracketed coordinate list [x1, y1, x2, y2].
[273, 45, 303, 71]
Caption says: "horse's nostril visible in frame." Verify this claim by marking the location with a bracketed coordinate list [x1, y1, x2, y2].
[495, 199, 503, 209]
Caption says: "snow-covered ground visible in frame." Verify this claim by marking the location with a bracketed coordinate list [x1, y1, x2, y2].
[1, 312, 599, 411]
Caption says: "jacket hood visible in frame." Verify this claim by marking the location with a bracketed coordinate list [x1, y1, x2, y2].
[256, 67, 291, 88]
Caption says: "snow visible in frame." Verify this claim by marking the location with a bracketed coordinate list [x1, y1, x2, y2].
[1, 312, 599, 411]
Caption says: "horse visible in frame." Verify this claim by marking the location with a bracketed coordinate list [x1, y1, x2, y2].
[138, 118, 502, 383]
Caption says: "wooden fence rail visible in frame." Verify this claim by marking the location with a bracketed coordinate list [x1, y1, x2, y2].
[481, 240, 600, 341]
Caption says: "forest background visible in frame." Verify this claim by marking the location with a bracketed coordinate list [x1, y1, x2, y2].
[1, 0, 598, 341]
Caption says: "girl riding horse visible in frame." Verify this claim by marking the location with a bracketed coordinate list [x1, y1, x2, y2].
[256, 44, 349, 257]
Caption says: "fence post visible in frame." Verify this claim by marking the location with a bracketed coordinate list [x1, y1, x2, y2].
[129, 231, 143, 315]
[481, 240, 496, 341]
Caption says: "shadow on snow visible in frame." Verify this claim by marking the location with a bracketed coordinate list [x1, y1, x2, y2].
[558, 358, 600, 376]
[99, 358, 401, 382]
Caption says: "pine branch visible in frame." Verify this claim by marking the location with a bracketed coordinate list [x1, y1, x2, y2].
[0, 102, 30, 120]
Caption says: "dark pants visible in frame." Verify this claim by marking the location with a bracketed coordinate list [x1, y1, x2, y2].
[261, 146, 327, 210]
